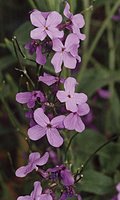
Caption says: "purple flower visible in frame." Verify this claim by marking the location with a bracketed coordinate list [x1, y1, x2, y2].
[16, 91, 45, 108]
[39, 73, 64, 86]
[64, 2, 85, 40]
[56, 77, 87, 112]
[17, 181, 53, 200]
[64, 103, 90, 132]
[59, 186, 82, 200]
[51, 33, 81, 73]
[15, 152, 49, 177]
[97, 88, 110, 99]
[28, 108, 65, 147]
[25, 40, 46, 65]
[30, 9, 64, 41]
[25, 109, 36, 127]
[111, 183, 120, 200]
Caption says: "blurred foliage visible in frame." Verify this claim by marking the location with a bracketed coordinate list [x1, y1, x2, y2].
[0, 0, 120, 200]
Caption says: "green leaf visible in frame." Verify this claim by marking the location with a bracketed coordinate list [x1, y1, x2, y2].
[80, 169, 114, 195]
[0, 55, 16, 72]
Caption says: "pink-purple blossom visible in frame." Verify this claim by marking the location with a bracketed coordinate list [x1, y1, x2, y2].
[111, 183, 120, 200]
[56, 77, 88, 112]
[17, 181, 53, 200]
[64, 103, 90, 132]
[64, 2, 85, 40]
[28, 108, 65, 147]
[51, 33, 81, 73]
[16, 91, 45, 108]
[15, 152, 49, 177]
[30, 9, 64, 41]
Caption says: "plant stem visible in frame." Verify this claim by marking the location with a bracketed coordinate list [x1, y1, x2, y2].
[75, 134, 119, 183]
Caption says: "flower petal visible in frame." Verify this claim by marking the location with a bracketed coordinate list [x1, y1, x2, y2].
[63, 2, 72, 19]
[31, 181, 42, 199]
[30, 28, 47, 41]
[17, 196, 31, 200]
[63, 52, 77, 69]
[51, 52, 63, 73]
[46, 27, 64, 39]
[15, 166, 30, 178]
[66, 98, 78, 112]
[46, 11, 62, 27]
[16, 92, 32, 104]
[29, 152, 40, 163]
[64, 113, 77, 130]
[52, 38, 63, 52]
[72, 25, 86, 40]
[72, 14, 85, 28]
[46, 128, 63, 147]
[77, 103, 90, 116]
[34, 108, 50, 127]
[28, 125, 46, 141]
[39, 73, 58, 86]
[39, 194, 53, 200]
[56, 91, 67, 102]
[51, 115, 65, 128]
[75, 115, 85, 132]
[35, 152, 49, 166]
[30, 10, 45, 27]
[65, 33, 79, 52]
[73, 93, 88, 105]
[36, 46, 46, 65]
[64, 77, 77, 95]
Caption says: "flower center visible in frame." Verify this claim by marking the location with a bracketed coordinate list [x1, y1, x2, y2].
[68, 94, 71, 98]
[47, 124, 52, 128]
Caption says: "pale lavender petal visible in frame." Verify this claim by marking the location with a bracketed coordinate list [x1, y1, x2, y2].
[75, 115, 85, 132]
[30, 28, 47, 41]
[31, 181, 42, 199]
[51, 115, 65, 128]
[34, 108, 50, 127]
[17, 196, 31, 200]
[72, 14, 85, 28]
[56, 91, 67, 102]
[35, 152, 49, 166]
[70, 44, 79, 57]
[72, 25, 86, 40]
[28, 125, 46, 141]
[29, 152, 40, 163]
[39, 73, 58, 86]
[36, 46, 46, 65]
[46, 27, 64, 39]
[41, 12, 50, 19]
[64, 113, 77, 130]
[63, 52, 77, 69]
[118, 193, 120, 200]
[46, 128, 63, 147]
[39, 194, 53, 200]
[65, 33, 79, 52]
[116, 183, 120, 192]
[51, 52, 63, 73]
[46, 11, 62, 27]
[73, 93, 88, 105]
[16, 92, 32, 104]
[30, 10, 45, 27]
[64, 77, 77, 95]
[52, 38, 63, 52]
[15, 166, 30, 177]
[77, 103, 90, 116]
[66, 98, 78, 112]
[63, 2, 72, 19]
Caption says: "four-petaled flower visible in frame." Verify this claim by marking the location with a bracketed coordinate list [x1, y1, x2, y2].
[28, 108, 65, 147]
[30, 9, 64, 41]
[17, 181, 53, 200]
[16, 91, 45, 108]
[51, 33, 81, 73]
[57, 77, 87, 112]
[16, 152, 49, 177]
[64, 2, 85, 40]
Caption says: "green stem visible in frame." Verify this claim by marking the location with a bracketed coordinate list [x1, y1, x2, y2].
[75, 135, 119, 183]
[77, 0, 120, 81]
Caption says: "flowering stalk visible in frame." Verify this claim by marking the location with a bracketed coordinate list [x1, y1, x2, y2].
[15, 2, 90, 200]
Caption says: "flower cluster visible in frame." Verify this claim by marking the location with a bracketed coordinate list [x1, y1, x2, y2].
[15, 2, 90, 200]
